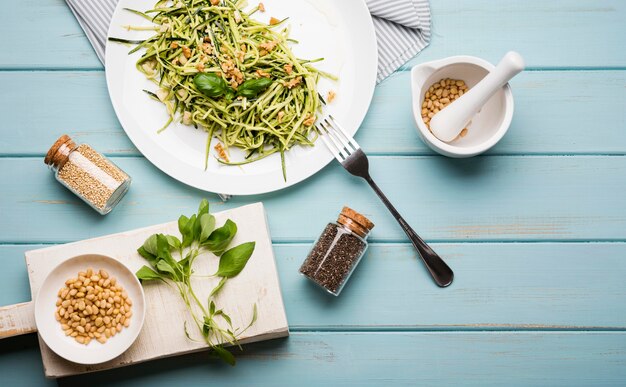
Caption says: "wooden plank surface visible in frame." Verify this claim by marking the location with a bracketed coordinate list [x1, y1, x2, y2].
[0, 335, 56, 387]
[57, 332, 626, 386]
[0, 0, 102, 69]
[2, 0, 626, 69]
[404, 0, 626, 69]
[2, 70, 625, 156]
[2, 243, 625, 330]
[1, 0, 625, 384]
[3, 332, 626, 386]
[0, 156, 624, 243]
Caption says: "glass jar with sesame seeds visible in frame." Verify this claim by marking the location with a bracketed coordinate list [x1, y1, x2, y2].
[44, 134, 131, 215]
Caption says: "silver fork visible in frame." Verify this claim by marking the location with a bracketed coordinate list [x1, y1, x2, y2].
[317, 115, 454, 287]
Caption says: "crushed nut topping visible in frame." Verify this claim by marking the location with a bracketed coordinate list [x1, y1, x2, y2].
[221, 58, 244, 85]
[277, 111, 285, 123]
[258, 2, 265, 12]
[201, 42, 213, 55]
[256, 69, 271, 78]
[303, 113, 315, 126]
[284, 63, 293, 74]
[259, 40, 279, 52]
[182, 46, 192, 59]
[327, 90, 336, 103]
[281, 76, 302, 89]
[214, 143, 229, 162]
[210, 0, 220, 5]
[170, 42, 179, 49]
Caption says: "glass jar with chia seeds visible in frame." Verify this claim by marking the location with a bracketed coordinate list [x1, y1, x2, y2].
[299, 207, 374, 296]
[44, 134, 131, 215]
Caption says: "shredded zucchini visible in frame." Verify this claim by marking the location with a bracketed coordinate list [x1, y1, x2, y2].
[111, 0, 335, 179]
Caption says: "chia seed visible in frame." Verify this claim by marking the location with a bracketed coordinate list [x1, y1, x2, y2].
[299, 207, 374, 296]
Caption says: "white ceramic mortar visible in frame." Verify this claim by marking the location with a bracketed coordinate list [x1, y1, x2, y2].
[411, 56, 515, 157]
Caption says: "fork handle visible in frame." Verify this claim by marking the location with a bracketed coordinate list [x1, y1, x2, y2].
[364, 176, 454, 287]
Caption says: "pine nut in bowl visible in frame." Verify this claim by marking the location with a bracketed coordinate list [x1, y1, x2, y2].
[410, 55, 516, 157]
[34, 254, 145, 365]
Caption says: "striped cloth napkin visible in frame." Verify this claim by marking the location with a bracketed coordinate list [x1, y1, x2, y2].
[66, 0, 431, 83]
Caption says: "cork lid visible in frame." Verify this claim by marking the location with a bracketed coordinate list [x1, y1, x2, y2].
[44, 134, 76, 169]
[337, 206, 375, 237]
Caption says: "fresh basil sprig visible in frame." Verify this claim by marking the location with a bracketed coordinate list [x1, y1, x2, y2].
[236, 78, 273, 99]
[194, 73, 273, 100]
[201, 219, 237, 255]
[194, 73, 231, 98]
[135, 199, 257, 366]
[216, 242, 256, 278]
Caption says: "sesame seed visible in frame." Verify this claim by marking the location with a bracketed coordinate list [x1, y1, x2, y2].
[57, 144, 129, 211]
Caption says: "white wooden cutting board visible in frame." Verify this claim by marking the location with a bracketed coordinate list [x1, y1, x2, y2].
[0, 202, 289, 378]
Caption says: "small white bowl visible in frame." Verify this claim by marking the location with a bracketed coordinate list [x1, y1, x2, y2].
[35, 254, 145, 364]
[411, 55, 514, 157]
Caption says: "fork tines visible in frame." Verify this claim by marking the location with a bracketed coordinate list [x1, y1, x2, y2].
[316, 115, 361, 162]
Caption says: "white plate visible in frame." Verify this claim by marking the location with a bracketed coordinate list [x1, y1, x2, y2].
[105, 0, 377, 195]
[35, 254, 146, 365]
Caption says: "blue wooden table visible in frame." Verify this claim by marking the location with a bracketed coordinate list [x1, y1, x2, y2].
[1, 0, 626, 385]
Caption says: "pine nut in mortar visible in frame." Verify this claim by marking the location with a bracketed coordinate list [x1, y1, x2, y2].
[421, 78, 471, 138]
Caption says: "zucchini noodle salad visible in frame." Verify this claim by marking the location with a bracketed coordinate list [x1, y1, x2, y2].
[110, 0, 336, 179]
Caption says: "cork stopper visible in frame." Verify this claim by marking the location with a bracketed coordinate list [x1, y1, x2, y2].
[44, 134, 76, 170]
[337, 206, 375, 238]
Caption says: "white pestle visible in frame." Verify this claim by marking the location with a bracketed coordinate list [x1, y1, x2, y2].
[429, 51, 525, 142]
